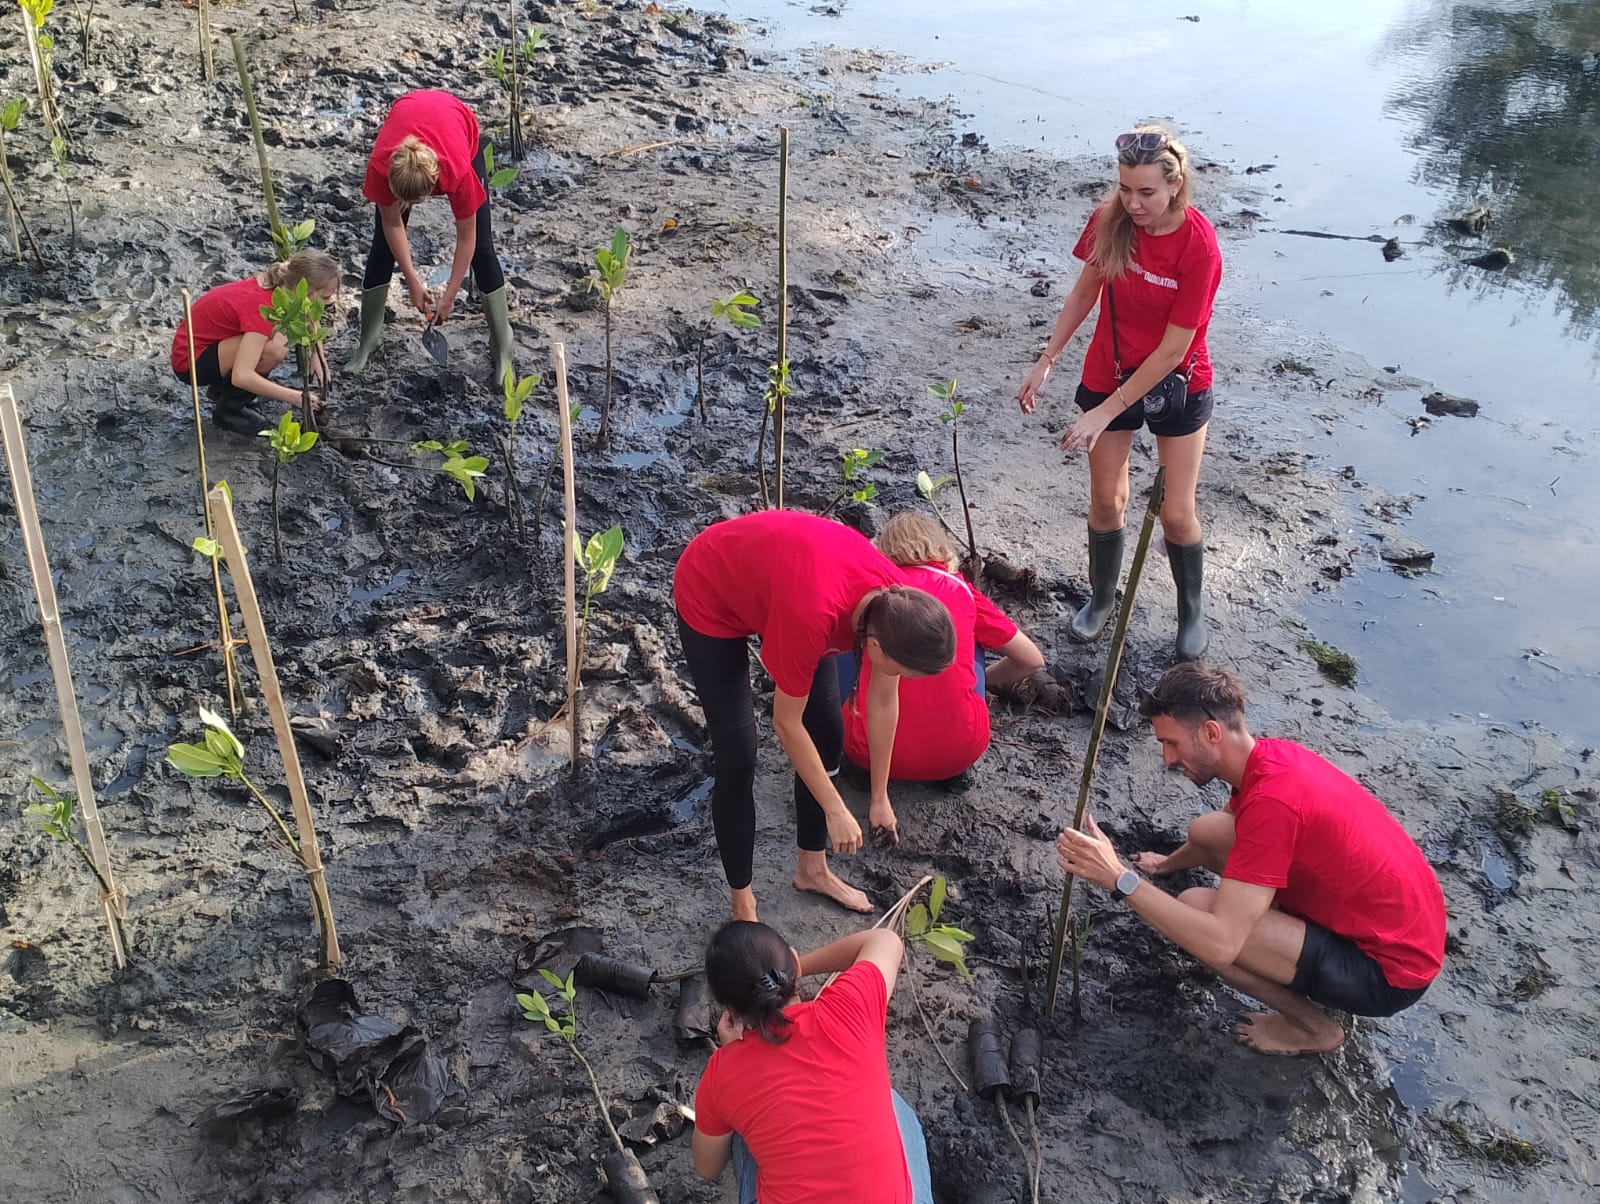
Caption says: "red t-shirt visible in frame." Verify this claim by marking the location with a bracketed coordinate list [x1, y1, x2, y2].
[694, 962, 911, 1204]
[362, 90, 488, 220]
[170, 276, 276, 373]
[674, 512, 905, 698]
[1224, 738, 1445, 989]
[1071, 205, 1223, 392]
[843, 562, 1017, 780]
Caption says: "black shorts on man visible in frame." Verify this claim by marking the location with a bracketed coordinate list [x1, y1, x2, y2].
[1074, 381, 1213, 438]
[1291, 920, 1429, 1017]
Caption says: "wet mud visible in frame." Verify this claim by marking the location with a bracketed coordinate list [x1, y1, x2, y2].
[1, 3, 1597, 1202]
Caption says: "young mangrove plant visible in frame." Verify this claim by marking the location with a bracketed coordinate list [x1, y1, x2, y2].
[587, 227, 632, 445]
[0, 97, 44, 269]
[165, 706, 333, 952]
[904, 876, 975, 983]
[261, 411, 318, 563]
[501, 368, 540, 544]
[482, 142, 517, 191]
[18, 0, 65, 144]
[699, 289, 761, 424]
[486, 6, 546, 161]
[260, 275, 328, 431]
[563, 524, 623, 761]
[69, 0, 92, 65]
[272, 218, 316, 260]
[413, 438, 489, 501]
[755, 357, 790, 506]
[190, 476, 246, 718]
[930, 378, 979, 569]
[915, 469, 961, 545]
[821, 447, 882, 516]
[26, 776, 130, 958]
[49, 131, 73, 247]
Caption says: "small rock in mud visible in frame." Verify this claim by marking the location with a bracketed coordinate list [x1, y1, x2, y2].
[1382, 237, 1404, 261]
[1379, 533, 1435, 575]
[1464, 247, 1514, 270]
[1422, 390, 1479, 418]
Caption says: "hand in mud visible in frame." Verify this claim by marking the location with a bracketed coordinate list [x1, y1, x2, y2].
[826, 805, 863, 855]
[1018, 358, 1052, 414]
[1131, 851, 1172, 876]
[869, 796, 899, 848]
[1061, 402, 1117, 453]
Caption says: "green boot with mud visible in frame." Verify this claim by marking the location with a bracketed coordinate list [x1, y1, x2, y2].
[211, 387, 271, 437]
[1167, 538, 1209, 661]
[344, 285, 389, 377]
[1067, 525, 1125, 642]
[482, 285, 515, 390]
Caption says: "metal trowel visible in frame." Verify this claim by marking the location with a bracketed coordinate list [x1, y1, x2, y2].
[420, 311, 448, 367]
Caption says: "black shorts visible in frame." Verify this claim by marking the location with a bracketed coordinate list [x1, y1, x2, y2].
[173, 342, 228, 389]
[1291, 921, 1429, 1017]
[1075, 381, 1213, 437]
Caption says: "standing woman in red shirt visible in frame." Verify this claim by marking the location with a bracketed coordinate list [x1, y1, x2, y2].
[1018, 125, 1224, 660]
[345, 90, 514, 387]
[171, 250, 340, 434]
[674, 512, 955, 920]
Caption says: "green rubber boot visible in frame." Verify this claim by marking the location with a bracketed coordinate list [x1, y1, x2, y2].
[1167, 539, 1210, 661]
[1068, 525, 1125, 642]
[344, 285, 389, 377]
[482, 285, 515, 390]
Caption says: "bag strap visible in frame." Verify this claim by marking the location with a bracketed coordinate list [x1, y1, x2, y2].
[1105, 275, 1197, 383]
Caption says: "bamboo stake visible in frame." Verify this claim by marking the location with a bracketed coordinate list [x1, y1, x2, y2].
[774, 125, 789, 510]
[181, 289, 244, 718]
[231, 34, 285, 247]
[1043, 466, 1166, 1018]
[553, 343, 580, 773]
[20, 13, 62, 144]
[197, 0, 214, 81]
[0, 383, 128, 970]
[205, 485, 341, 968]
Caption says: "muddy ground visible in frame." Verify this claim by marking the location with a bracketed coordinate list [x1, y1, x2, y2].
[1, 2, 1595, 1202]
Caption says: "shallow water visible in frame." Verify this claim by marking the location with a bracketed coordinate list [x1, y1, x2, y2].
[725, 0, 1600, 742]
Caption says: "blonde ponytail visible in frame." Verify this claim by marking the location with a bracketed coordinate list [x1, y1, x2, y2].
[1091, 124, 1192, 280]
[389, 135, 440, 204]
[264, 249, 341, 295]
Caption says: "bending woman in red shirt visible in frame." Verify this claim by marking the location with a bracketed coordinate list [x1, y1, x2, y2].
[171, 251, 340, 435]
[692, 921, 934, 1204]
[675, 512, 955, 919]
[1018, 125, 1224, 661]
[346, 90, 514, 387]
[840, 513, 1044, 808]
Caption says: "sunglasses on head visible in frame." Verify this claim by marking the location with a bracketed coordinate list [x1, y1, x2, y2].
[1116, 131, 1168, 153]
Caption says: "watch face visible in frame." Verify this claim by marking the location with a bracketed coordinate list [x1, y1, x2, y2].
[1116, 870, 1140, 898]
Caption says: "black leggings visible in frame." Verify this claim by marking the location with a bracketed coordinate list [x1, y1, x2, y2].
[361, 136, 505, 294]
[677, 613, 844, 890]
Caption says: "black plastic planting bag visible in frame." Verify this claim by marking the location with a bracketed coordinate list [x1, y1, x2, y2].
[1007, 1028, 1042, 1109]
[601, 1148, 663, 1204]
[967, 1016, 1010, 1101]
[296, 978, 454, 1126]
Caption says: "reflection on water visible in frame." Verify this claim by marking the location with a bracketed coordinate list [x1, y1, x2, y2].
[1386, 1, 1600, 339]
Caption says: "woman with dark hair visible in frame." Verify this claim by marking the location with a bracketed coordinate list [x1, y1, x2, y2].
[1018, 124, 1224, 661]
[674, 511, 956, 920]
[346, 90, 514, 387]
[692, 920, 934, 1204]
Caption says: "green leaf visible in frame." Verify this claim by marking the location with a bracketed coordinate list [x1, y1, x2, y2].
[489, 167, 518, 189]
[514, 992, 545, 1016]
[921, 931, 971, 979]
[905, 903, 929, 937]
[198, 706, 245, 761]
[28, 775, 62, 804]
[915, 470, 934, 499]
[609, 226, 630, 263]
[929, 876, 947, 923]
[1, 99, 25, 131]
[414, 439, 444, 453]
[291, 219, 314, 242]
[166, 741, 228, 778]
[192, 536, 222, 559]
[932, 924, 975, 943]
[538, 968, 567, 990]
[563, 970, 576, 999]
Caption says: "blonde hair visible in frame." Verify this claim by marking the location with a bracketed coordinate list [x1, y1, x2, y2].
[389, 135, 440, 203]
[877, 512, 959, 572]
[1091, 124, 1192, 280]
[264, 250, 341, 295]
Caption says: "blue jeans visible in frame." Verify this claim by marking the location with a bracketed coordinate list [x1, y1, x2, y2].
[731, 1089, 933, 1204]
[834, 650, 985, 701]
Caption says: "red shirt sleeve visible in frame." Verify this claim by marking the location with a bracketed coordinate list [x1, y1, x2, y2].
[758, 605, 826, 698]
[1223, 796, 1299, 889]
[1168, 223, 1222, 331]
[1070, 208, 1102, 263]
[693, 1052, 732, 1138]
[813, 961, 889, 1052]
[971, 589, 1019, 650]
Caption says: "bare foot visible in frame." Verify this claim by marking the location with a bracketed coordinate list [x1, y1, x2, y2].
[1131, 851, 1172, 876]
[793, 864, 873, 913]
[1235, 1011, 1345, 1056]
[730, 887, 758, 923]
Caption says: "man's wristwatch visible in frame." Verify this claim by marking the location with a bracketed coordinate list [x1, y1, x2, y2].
[1110, 868, 1140, 901]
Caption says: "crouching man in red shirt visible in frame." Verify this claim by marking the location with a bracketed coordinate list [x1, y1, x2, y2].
[1056, 662, 1445, 1055]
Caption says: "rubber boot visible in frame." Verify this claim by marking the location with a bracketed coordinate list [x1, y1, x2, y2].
[1167, 539, 1210, 661]
[1067, 525, 1125, 642]
[482, 285, 514, 390]
[344, 285, 389, 377]
[211, 388, 272, 437]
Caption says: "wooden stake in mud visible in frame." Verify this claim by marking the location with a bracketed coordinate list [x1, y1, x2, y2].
[206, 484, 341, 968]
[197, 0, 215, 81]
[231, 34, 285, 248]
[182, 288, 245, 718]
[774, 125, 789, 510]
[0, 383, 128, 970]
[1043, 466, 1166, 1019]
[553, 342, 581, 773]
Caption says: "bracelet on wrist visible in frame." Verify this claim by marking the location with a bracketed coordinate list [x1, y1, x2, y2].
[1041, 351, 1058, 368]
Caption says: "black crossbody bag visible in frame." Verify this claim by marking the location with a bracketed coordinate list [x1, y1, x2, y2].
[1106, 279, 1195, 421]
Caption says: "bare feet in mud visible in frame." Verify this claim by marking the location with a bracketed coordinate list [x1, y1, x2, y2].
[1132, 851, 1173, 875]
[731, 886, 759, 923]
[1235, 1011, 1345, 1056]
[793, 864, 873, 913]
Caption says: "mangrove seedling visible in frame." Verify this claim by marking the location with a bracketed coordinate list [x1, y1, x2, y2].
[413, 438, 489, 501]
[49, 131, 73, 247]
[0, 97, 44, 268]
[574, 523, 623, 669]
[587, 227, 632, 445]
[904, 876, 975, 983]
[487, 7, 546, 161]
[1067, 913, 1093, 1022]
[165, 706, 333, 948]
[517, 970, 630, 1159]
[915, 469, 961, 545]
[755, 358, 790, 506]
[70, 0, 92, 64]
[482, 142, 517, 191]
[260, 275, 329, 431]
[501, 368, 541, 543]
[26, 776, 130, 957]
[931, 378, 979, 565]
[698, 289, 761, 424]
[821, 447, 882, 516]
[271, 218, 316, 259]
[17, 0, 65, 144]
[261, 411, 318, 563]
